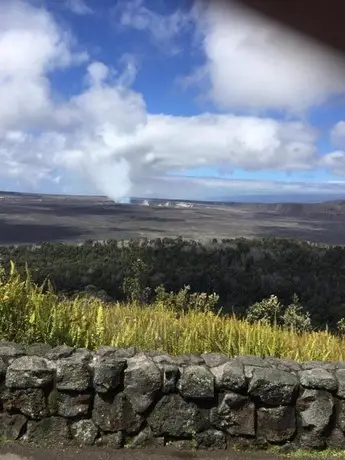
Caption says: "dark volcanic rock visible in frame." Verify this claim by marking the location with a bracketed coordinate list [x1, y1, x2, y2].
[56, 391, 92, 418]
[24, 416, 70, 444]
[124, 354, 161, 413]
[336, 369, 345, 398]
[93, 358, 126, 393]
[45, 345, 75, 360]
[177, 365, 215, 399]
[174, 354, 205, 367]
[2, 388, 48, 419]
[257, 406, 296, 443]
[155, 362, 180, 393]
[0, 357, 7, 380]
[210, 392, 255, 437]
[147, 393, 208, 437]
[5, 356, 55, 389]
[299, 368, 337, 392]
[296, 389, 334, 449]
[1, 343, 345, 452]
[248, 367, 299, 406]
[56, 356, 92, 391]
[210, 360, 247, 393]
[92, 392, 144, 435]
[201, 353, 230, 368]
[196, 429, 227, 449]
[124, 426, 165, 448]
[95, 346, 136, 360]
[0, 342, 26, 364]
[0, 413, 27, 440]
[70, 419, 99, 445]
[96, 432, 124, 448]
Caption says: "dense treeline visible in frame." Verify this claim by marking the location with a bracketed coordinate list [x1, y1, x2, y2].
[1, 236, 345, 331]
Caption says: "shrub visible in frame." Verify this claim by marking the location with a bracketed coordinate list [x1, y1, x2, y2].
[281, 294, 312, 333]
[246, 294, 281, 326]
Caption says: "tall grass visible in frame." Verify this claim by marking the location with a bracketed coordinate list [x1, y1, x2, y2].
[0, 262, 344, 361]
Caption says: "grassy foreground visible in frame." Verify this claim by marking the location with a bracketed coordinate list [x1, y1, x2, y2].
[1, 261, 345, 362]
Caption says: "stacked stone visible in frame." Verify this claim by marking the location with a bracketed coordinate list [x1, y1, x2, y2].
[1, 341, 345, 451]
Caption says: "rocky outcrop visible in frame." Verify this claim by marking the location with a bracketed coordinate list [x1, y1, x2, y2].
[1, 340, 345, 452]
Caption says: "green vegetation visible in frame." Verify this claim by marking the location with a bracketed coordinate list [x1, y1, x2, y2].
[1, 236, 345, 332]
[1, 259, 345, 361]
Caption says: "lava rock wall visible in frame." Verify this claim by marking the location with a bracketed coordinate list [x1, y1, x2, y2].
[1, 341, 345, 451]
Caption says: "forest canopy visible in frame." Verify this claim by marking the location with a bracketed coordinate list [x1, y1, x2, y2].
[0, 236, 344, 331]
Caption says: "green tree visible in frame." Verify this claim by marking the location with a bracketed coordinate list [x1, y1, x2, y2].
[281, 294, 312, 333]
[122, 257, 150, 304]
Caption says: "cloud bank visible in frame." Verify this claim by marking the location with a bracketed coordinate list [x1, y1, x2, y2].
[1, 0, 345, 202]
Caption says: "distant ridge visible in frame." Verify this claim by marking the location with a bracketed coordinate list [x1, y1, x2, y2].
[0, 190, 344, 207]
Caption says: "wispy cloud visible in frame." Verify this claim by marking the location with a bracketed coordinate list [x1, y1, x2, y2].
[319, 121, 345, 175]
[331, 121, 345, 148]
[131, 174, 345, 202]
[65, 0, 93, 15]
[114, 0, 193, 54]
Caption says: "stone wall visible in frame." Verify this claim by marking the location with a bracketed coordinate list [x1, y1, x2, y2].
[1, 341, 345, 452]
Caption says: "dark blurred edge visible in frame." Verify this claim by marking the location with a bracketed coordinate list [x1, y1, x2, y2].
[215, 0, 345, 56]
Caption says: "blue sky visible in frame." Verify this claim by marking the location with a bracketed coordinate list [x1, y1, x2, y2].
[1, 0, 345, 202]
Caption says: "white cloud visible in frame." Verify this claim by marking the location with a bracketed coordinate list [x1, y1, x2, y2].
[86, 61, 109, 86]
[117, 0, 345, 112]
[320, 151, 345, 173]
[320, 121, 345, 174]
[186, 0, 345, 112]
[116, 0, 192, 54]
[65, 0, 93, 15]
[134, 114, 317, 174]
[131, 175, 345, 202]
[331, 121, 345, 148]
[25, 0, 93, 15]
[0, 0, 344, 203]
[1, 83, 320, 201]
[0, 0, 87, 134]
